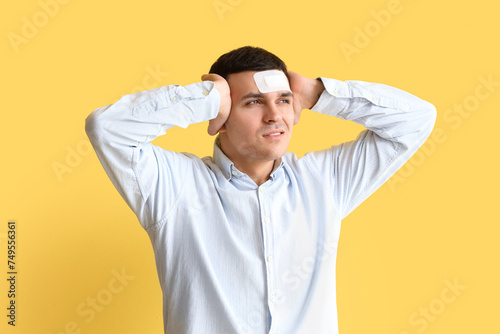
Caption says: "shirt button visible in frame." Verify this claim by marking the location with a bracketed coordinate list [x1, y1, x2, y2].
[259, 188, 263, 193]
[270, 296, 276, 303]
[202, 90, 209, 96]
[170, 96, 177, 102]
[265, 217, 270, 224]
[267, 256, 273, 263]
[232, 170, 238, 176]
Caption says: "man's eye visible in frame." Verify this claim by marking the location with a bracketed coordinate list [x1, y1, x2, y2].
[279, 99, 291, 104]
[246, 100, 259, 105]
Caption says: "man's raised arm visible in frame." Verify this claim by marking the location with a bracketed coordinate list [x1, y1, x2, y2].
[85, 76, 228, 229]
[300, 77, 437, 219]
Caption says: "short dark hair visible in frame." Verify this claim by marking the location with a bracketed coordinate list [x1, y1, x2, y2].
[209, 46, 289, 81]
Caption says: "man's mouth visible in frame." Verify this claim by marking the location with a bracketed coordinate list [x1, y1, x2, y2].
[262, 130, 285, 139]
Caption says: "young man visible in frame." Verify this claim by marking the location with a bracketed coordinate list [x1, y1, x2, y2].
[85, 46, 436, 334]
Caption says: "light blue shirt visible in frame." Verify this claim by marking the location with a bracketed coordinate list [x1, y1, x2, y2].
[85, 77, 436, 334]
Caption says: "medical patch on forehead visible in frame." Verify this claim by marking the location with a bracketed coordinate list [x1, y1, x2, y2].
[253, 70, 291, 93]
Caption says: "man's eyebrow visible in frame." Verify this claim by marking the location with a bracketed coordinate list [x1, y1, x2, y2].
[240, 92, 265, 100]
[279, 91, 293, 98]
[240, 91, 293, 101]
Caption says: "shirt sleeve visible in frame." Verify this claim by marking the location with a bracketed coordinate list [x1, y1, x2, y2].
[85, 81, 220, 229]
[304, 78, 437, 220]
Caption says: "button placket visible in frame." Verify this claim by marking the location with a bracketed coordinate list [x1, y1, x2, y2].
[257, 186, 277, 319]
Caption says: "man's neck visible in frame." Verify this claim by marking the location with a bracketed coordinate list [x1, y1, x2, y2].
[233, 159, 277, 186]
[217, 136, 281, 186]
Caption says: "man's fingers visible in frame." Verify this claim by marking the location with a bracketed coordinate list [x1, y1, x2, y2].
[201, 74, 215, 81]
[207, 117, 226, 136]
[201, 73, 223, 82]
[207, 120, 217, 136]
[201, 74, 213, 82]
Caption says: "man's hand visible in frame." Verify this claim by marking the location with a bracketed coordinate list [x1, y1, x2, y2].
[201, 73, 231, 136]
[288, 71, 325, 125]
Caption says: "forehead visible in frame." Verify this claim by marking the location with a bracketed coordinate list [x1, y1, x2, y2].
[226, 71, 260, 95]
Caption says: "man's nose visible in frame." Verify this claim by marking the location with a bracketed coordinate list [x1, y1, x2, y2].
[263, 103, 282, 123]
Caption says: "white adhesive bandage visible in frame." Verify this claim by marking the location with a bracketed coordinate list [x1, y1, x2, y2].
[253, 70, 291, 94]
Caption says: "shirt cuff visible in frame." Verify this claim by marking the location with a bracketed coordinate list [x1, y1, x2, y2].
[310, 77, 350, 118]
[172, 81, 221, 125]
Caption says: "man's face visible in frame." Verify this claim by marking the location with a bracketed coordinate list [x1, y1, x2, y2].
[219, 70, 295, 167]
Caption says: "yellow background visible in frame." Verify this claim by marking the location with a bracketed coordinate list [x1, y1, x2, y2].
[1, 0, 499, 333]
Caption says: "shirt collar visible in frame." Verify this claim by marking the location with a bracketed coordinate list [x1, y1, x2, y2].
[213, 136, 285, 182]
[213, 136, 237, 180]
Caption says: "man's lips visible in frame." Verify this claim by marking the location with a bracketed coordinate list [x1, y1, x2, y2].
[262, 129, 285, 139]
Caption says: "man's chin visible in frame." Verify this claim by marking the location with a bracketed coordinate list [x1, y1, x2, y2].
[259, 148, 288, 161]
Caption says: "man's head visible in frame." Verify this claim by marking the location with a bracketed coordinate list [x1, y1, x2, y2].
[208, 46, 295, 170]
[209, 46, 289, 81]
